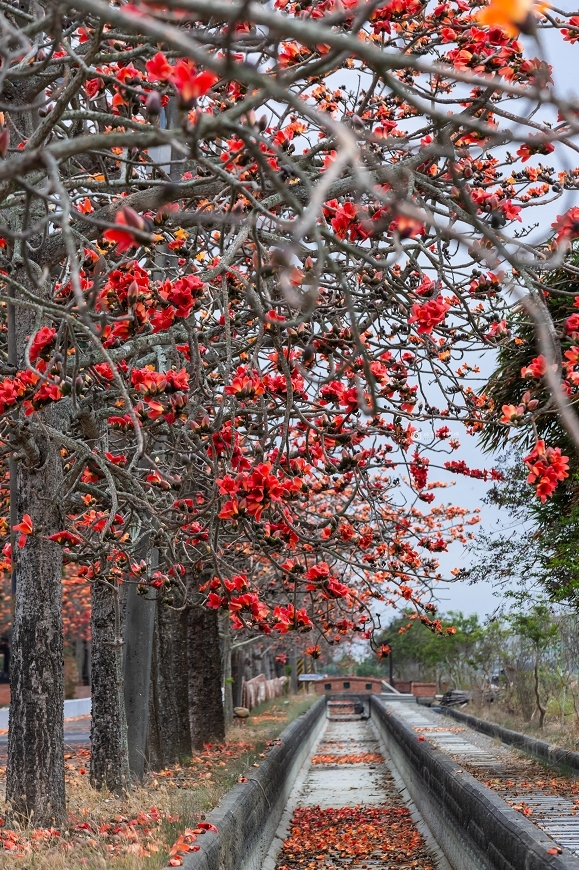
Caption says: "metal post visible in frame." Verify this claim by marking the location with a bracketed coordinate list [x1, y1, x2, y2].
[290, 645, 298, 694]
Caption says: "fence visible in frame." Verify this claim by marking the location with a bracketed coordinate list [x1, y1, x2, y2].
[241, 674, 287, 710]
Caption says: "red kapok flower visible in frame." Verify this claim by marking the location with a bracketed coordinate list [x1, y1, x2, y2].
[13, 513, 33, 548]
[171, 62, 218, 106]
[389, 214, 425, 238]
[524, 440, 569, 502]
[146, 51, 173, 82]
[103, 207, 151, 253]
[30, 326, 57, 363]
[47, 531, 83, 546]
[409, 298, 450, 334]
[477, 0, 549, 37]
[552, 207, 579, 245]
[377, 643, 391, 659]
[521, 354, 548, 379]
[516, 136, 555, 162]
[102, 228, 139, 254]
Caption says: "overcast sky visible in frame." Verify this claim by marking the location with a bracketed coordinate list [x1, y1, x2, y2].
[425, 21, 579, 618]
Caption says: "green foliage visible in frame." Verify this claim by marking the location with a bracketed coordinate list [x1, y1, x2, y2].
[467, 453, 579, 608]
[542, 507, 579, 607]
[355, 658, 389, 678]
[508, 603, 558, 651]
[481, 244, 579, 461]
[475, 249, 579, 613]
[356, 611, 483, 686]
[354, 605, 566, 728]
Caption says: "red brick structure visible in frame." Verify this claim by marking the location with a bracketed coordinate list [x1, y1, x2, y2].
[410, 682, 437, 698]
[392, 680, 436, 698]
[314, 676, 383, 694]
[313, 676, 437, 697]
[391, 679, 412, 693]
[390, 679, 437, 697]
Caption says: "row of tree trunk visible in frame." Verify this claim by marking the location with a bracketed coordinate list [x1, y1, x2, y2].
[90, 580, 227, 792]
[147, 603, 225, 769]
[3, 88, 278, 828]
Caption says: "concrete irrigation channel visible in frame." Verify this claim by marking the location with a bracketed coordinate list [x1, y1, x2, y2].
[171, 694, 579, 870]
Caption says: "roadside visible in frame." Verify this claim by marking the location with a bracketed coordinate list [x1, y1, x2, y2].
[0, 694, 315, 868]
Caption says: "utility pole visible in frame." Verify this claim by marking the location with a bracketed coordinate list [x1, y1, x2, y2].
[290, 644, 298, 694]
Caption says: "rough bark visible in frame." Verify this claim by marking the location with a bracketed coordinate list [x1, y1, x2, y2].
[147, 604, 191, 769]
[6, 262, 67, 825]
[187, 606, 225, 749]
[7, 461, 66, 825]
[90, 579, 129, 793]
[85, 395, 130, 793]
[289, 646, 298, 694]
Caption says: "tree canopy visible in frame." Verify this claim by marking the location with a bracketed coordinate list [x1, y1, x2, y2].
[1, 0, 579, 825]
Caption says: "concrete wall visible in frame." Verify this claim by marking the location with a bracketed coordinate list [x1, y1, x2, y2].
[371, 697, 579, 870]
[174, 697, 326, 870]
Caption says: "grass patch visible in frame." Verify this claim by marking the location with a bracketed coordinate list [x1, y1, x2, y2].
[466, 700, 579, 751]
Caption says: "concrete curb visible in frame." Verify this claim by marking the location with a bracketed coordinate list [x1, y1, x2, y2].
[371, 697, 579, 870]
[0, 697, 91, 730]
[172, 697, 326, 870]
[434, 706, 579, 775]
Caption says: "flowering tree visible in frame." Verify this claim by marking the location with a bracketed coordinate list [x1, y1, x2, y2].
[0, 0, 578, 825]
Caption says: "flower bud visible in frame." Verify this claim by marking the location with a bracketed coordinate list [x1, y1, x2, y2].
[117, 206, 145, 231]
[146, 90, 162, 117]
[127, 280, 139, 307]
[0, 128, 10, 159]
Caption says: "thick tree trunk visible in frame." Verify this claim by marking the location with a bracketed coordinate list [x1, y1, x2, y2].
[7, 519, 65, 824]
[90, 579, 129, 793]
[289, 645, 298, 694]
[6, 265, 67, 825]
[147, 636, 163, 772]
[147, 605, 190, 769]
[187, 606, 225, 749]
[7, 530, 65, 825]
[6, 411, 66, 823]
